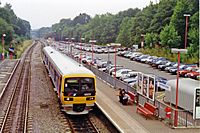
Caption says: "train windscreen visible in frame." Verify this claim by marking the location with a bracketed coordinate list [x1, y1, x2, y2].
[64, 77, 95, 96]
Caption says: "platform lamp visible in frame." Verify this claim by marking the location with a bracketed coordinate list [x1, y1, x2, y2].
[70, 38, 75, 55]
[65, 38, 69, 54]
[80, 37, 85, 63]
[107, 44, 110, 64]
[2, 34, 6, 60]
[89, 39, 97, 65]
[171, 48, 187, 127]
[183, 14, 190, 49]
[110, 43, 121, 88]
[141, 34, 145, 48]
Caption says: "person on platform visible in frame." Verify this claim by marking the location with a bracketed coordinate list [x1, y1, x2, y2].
[118, 88, 123, 103]
[122, 89, 130, 105]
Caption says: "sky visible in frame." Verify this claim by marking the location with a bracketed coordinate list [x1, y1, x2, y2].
[1, 0, 155, 29]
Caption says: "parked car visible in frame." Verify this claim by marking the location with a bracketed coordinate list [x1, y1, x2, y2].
[112, 68, 132, 79]
[81, 56, 92, 64]
[135, 55, 149, 62]
[165, 63, 178, 72]
[109, 67, 123, 75]
[158, 61, 175, 70]
[130, 53, 142, 60]
[97, 61, 108, 69]
[179, 67, 198, 77]
[185, 69, 200, 79]
[169, 64, 188, 74]
[151, 57, 167, 66]
[120, 71, 138, 81]
[155, 60, 169, 68]
[140, 56, 153, 63]
[123, 77, 137, 87]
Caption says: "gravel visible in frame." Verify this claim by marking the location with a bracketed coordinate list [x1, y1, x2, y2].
[29, 42, 70, 133]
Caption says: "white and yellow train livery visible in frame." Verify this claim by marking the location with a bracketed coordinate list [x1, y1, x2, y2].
[43, 46, 96, 115]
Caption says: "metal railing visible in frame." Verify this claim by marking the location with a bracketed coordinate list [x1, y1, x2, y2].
[67, 52, 200, 128]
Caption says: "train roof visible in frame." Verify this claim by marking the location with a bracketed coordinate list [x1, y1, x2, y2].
[43, 46, 95, 76]
[167, 78, 200, 95]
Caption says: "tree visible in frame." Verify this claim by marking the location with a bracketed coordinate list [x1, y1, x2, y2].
[160, 25, 181, 48]
[187, 12, 199, 57]
[0, 18, 14, 43]
[170, 0, 199, 46]
[148, 0, 176, 33]
[144, 33, 159, 48]
[116, 17, 132, 47]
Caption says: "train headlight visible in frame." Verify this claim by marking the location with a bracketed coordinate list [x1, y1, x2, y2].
[64, 97, 73, 101]
[86, 97, 95, 100]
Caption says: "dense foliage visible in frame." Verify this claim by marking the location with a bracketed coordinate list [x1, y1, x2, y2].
[35, 0, 199, 63]
[0, 3, 31, 53]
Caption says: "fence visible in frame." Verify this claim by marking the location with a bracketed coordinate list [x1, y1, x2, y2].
[67, 52, 200, 128]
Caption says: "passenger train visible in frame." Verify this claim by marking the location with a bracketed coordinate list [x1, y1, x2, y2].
[43, 46, 96, 114]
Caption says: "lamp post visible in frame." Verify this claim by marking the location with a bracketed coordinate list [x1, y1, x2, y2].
[107, 44, 110, 64]
[2, 34, 6, 60]
[89, 40, 96, 65]
[141, 34, 145, 48]
[80, 37, 85, 63]
[65, 38, 69, 54]
[110, 43, 121, 88]
[171, 48, 187, 127]
[70, 38, 75, 55]
[183, 14, 190, 49]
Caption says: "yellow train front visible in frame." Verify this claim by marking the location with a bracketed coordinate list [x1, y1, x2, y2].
[43, 46, 96, 115]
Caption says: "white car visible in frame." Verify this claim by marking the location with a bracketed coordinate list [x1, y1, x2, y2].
[120, 71, 138, 81]
[112, 68, 132, 79]
[123, 77, 138, 87]
[81, 56, 92, 64]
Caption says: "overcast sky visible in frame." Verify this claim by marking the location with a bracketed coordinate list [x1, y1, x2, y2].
[1, 0, 155, 29]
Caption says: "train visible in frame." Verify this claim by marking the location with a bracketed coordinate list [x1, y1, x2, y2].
[43, 46, 96, 115]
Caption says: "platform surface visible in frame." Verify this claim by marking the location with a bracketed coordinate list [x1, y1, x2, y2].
[96, 78, 200, 133]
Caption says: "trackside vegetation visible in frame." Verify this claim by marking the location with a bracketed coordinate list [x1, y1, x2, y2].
[34, 0, 199, 64]
[0, 3, 31, 56]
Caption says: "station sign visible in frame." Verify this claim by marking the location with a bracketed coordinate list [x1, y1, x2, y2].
[157, 82, 171, 91]
[193, 88, 200, 119]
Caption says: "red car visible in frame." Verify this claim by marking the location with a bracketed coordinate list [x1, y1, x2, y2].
[185, 69, 200, 79]
[179, 67, 197, 77]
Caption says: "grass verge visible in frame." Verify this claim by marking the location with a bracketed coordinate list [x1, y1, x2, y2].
[15, 40, 32, 58]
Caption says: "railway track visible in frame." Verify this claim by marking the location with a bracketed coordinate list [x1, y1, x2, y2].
[0, 43, 35, 132]
[67, 115, 99, 133]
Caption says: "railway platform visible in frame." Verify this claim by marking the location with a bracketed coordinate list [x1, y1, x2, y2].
[96, 78, 200, 133]
[0, 59, 19, 99]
